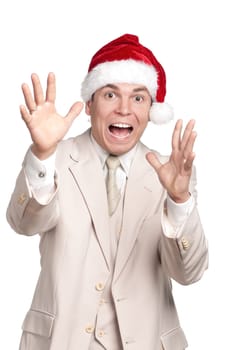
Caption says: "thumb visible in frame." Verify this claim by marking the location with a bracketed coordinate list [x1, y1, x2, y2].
[146, 152, 162, 172]
[65, 101, 84, 125]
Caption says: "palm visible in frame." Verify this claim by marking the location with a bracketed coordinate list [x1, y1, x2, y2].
[155, 153, 193, 199]
[20, 73, 83, 159]
[25, 103, 68, 151]
[146, 119, 197, 203]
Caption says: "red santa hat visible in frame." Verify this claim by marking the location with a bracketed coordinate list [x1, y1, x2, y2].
[81, 34, 173, 124]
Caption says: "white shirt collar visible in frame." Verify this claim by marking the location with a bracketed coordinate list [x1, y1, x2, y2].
[90, 132, 137, 176]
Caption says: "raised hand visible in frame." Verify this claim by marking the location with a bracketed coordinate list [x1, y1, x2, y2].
[20, 72, 83, 159]
[146, 119, 197, 203]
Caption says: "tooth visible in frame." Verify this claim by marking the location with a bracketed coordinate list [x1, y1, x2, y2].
[112, 123, 131, 128]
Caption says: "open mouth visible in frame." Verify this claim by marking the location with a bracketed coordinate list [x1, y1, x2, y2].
[108, 123, 133, 139]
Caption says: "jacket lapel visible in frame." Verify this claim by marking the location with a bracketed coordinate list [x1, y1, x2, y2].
[113, 142, 165, 283]
[68, 130, 111, 270]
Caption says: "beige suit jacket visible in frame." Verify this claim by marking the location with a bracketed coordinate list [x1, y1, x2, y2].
[7, 129, 208, 350]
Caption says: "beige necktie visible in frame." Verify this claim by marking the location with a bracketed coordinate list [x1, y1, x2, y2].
[106, 155, 121, 216]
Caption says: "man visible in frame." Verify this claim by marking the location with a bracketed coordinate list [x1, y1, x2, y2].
[7, 34, 208, 350]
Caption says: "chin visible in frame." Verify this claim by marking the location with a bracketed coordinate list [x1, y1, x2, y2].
[107, 143, 134, 156]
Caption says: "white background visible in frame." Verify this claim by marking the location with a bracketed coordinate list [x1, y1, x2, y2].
[0, 0, 231, 348]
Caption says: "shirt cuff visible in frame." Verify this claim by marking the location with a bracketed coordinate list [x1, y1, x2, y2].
[162, 194, 195, 238]
[167, 194, 195, 226]
[23, 148, 56, 189]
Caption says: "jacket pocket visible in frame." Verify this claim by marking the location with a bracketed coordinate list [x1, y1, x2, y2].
[161, 327, 188, 350]
[22, 309, 55, 338]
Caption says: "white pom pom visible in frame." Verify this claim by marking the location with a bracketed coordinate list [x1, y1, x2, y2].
[149, 102, 174, 124]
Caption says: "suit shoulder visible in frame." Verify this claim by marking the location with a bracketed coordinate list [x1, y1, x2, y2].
[57, 129, 90, 153]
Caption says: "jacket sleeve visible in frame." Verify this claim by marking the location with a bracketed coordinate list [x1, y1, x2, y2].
[159, 167, 208, 285]
[6, 167, 60, 236]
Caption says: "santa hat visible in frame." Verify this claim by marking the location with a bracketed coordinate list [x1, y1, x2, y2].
[81, 34, 173, 124]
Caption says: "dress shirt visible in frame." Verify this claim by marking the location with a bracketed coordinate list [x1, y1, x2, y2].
[90, 134, 136, 191]
[23, 135, 195, 238]
[23, 148, 56, 204]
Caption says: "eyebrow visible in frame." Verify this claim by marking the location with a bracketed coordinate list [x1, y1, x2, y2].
[103, 84, 149, 93]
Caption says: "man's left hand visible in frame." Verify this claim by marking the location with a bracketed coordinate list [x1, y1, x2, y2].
[146, 119, 197, 203]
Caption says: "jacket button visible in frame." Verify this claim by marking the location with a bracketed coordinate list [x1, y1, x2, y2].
[95, 282, 105, 291]
[85, 325, 95, 334]
[98, 330, 105, 337]
[17, 193, 27, 205]
[99, 298, 106, 305]
[181, 237, 190, 250]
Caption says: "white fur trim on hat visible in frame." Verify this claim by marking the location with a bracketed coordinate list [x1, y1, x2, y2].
[81, 59, 158, 102]
[149, 102, 174, 124]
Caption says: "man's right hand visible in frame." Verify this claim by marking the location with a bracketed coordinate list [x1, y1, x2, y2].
[20, 72, 83, 160]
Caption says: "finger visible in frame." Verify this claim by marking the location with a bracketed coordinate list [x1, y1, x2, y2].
[171, 119, 183, 151]
[184, 152, 195, 172]
[182, 129, 197, 161]
[31, 73, 44, 105]
[19, 105, 32, 124]
[65, 102, 84, 125]
[21, 83, 37, 113]
[46, 72, 56, 103]
[181, 119, 195, 151]
[146, 152, 162, 172]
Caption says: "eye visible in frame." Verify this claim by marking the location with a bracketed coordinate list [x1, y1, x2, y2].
[105, 91, 116, 99]
[134, 95, 144, 103]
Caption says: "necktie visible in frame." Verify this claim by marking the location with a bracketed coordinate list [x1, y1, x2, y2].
[106, 155, 121, 216]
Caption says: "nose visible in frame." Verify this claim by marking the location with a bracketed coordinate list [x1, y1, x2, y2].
[116, 96, 131, 116]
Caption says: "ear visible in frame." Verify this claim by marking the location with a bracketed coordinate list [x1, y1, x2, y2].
[85, 101, 91, 116]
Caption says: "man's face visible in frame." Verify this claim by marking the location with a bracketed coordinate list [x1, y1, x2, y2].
[85, 83, 151, 155]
